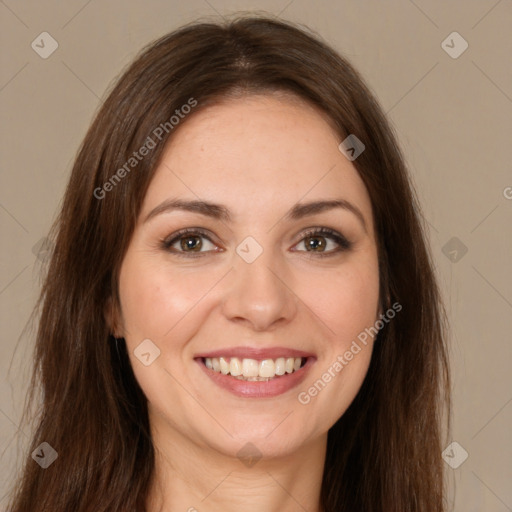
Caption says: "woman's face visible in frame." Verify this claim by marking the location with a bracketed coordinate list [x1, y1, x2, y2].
[115, 94, 380, 460]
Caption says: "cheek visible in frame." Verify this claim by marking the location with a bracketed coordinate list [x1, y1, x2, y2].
[118, 256, 219, 343]
[296, 257, 379, 426]
[119, 248, 380, 350]
[298, 258, 380, 347]
[293, 252, 379, 407]
[119, 265, 168, 340]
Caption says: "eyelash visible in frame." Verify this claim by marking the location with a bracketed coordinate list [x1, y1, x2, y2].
[161, 227, 352, 259]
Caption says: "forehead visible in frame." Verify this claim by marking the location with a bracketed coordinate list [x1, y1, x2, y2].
[141, 94, 373, 229]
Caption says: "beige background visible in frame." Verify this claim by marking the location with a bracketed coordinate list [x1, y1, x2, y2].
[1, 1, 511, 510]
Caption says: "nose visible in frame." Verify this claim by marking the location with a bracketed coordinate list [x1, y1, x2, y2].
[221, 245, 298, 332]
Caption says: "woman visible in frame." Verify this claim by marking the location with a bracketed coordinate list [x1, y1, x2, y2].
[9, 15, 450, 512]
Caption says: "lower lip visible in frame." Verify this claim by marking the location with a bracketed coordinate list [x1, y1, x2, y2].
[195, 357, 315, 398]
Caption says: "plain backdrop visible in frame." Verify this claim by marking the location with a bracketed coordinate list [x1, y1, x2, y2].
[1, 1, 511, 510]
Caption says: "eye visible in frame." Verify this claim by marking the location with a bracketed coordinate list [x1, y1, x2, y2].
[292, 227, 352, 257]
[162, 228, 220, 257]
[161, 227, 352, 259]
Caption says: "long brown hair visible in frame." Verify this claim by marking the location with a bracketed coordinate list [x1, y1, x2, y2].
[8, 15, 450, 512]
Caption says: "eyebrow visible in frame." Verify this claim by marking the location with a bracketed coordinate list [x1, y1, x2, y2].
[144, 197, 367, 231]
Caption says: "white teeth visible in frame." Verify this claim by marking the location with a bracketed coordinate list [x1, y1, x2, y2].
[274, 357, 286, 376]
[219, 357, 230, 375]
[230, 357, 242, 376]
[203, 356, 305, 379]
[259, 359, 275, 378]
[242, 358, 259, 377]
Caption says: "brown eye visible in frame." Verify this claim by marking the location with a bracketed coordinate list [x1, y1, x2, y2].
[293, 228, 352, 257]
[163, 229, 219, 257]
[179, 235, 203, 252]
[304, 235, 328, 252]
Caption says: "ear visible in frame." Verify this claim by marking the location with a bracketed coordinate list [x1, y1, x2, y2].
[104, 296, 123, 338]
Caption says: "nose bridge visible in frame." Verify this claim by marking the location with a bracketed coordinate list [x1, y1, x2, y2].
[221, 238, 296, 330]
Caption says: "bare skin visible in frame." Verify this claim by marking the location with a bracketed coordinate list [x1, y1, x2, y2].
[112, 93, 380, 511]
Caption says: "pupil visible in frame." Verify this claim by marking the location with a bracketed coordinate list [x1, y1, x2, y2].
[307, 236, 325, 251]
[181, 236, 202, 251]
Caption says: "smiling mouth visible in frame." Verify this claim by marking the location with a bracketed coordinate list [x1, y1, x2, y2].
[201, 356, 307, 381]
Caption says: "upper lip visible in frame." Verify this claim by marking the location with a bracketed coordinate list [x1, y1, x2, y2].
[195, 347, 315, 360]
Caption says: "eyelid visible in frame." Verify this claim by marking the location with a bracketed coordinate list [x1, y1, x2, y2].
[161, 227, 220, 258]
[161, 226, 352, 257]
[162, 227, 215, 245]
[291, 226, 352, 255]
